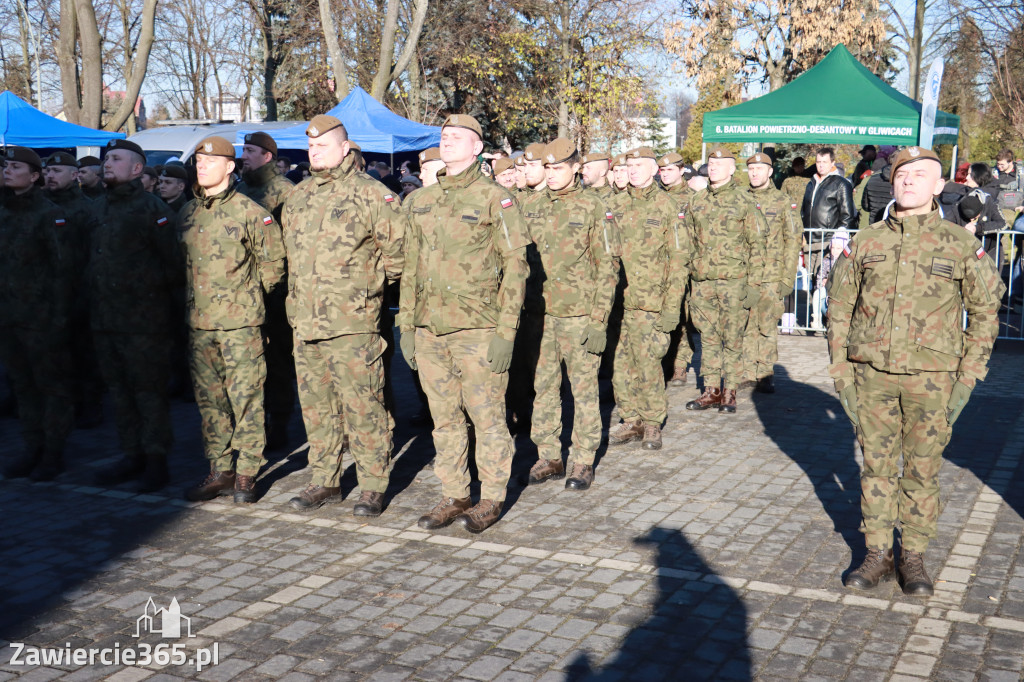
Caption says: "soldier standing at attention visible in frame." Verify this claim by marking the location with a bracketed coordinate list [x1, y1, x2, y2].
[91, 139, 182, 492]
[418, 147, 445, 187]
[658, 152, 697, 388]
[399, 114, 530, 533]
[43, 152, 104, 428]
[77, 156, 106, 199]
[607, 147, 690, 450]
[523, 138, 621, 491]
[684, 147, 767, 414]
[237, 131, 297, 451]
[158, 165, 190, 213]
[611, 154, 629, 193]
[0, 147, 76, 481]
[830, 147, 1003, 596]
[741, 152, 802, 394]
[283, 115, 404, 517]
[177, 136, 286, 504]
[493, 158, 517, 189]
[581, 151, 614, 201]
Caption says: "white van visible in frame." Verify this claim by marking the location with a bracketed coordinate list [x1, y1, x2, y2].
[127, 121, 300, 166]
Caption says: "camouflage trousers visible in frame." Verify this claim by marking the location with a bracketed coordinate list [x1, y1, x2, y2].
[294, 333, 392, 492]
[741, 291, 784, 381]
[262, 284, 296, 417]
[855, 363, 955, 553]
[612, 309, 670, 425]
[533, 315, 602, 466]
[189, 327, 267, 476]
[416, 327, 512, 502]
[94, 331, 173, 458]
[669, 296, 694, 375]
[0, 326, 74, 453]
[689, 279, 750, 390]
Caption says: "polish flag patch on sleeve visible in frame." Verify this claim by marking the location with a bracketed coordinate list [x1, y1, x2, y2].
[843, 245, 851, 258]
[156, 216, 169, 226]
[791, 203, 797, 210]
[501, 197, 514, 209]
[677, 212, 685, 220]
[976, 246, 986, 259]
[263, 216, 273, 225]
[607, 212, 615, 221]
[384, 194, 395, 203]
[55, 218, 66, 226]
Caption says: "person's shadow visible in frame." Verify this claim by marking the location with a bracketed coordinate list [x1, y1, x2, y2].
[752, 366, 864, 574]
[565, 527, 750, 681]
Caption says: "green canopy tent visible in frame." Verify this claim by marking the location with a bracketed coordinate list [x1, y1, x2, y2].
[702, 44, 960, 147]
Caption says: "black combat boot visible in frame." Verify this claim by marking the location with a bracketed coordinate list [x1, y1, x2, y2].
[4, 446, 42, 479]
[137, 454, 170, 493]
[95, 455, 146, 486]
[29, 448, 64, 482]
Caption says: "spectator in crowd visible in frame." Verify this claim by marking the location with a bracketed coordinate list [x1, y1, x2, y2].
[851, 145, 876, 186]
[780, 157, 808, 202]
[276, 156, 291, 175]
[802, 147, 856, 275]
[954, 161, 970, 183]
[400, 173, 422, 198]
[963, 163, 1007, 233]
[994, 149, 1024, 229]
[853, 168, 873, 228]
[141, 166, 159, 193]
[810, 229, 848, 330]
[861, 156, 894, 224]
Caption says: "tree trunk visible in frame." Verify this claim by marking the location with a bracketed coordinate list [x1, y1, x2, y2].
[72, 0, 103, 128]
[909, 0, 926, 99]
[556, 2, 571, 137]
[370, 0, 429, 101]
[408, 54, 422, 122]
[318, 0, 349, 101]
[103, 0, 157, 131]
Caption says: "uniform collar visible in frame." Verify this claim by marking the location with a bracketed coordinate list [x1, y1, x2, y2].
[437, 160, 484, 191]
[885, 202, 942, 233]
[626, 180, 660, 199]
[108, 177, 145, 200]
[311, 152, 357, 185]
[242, 160, 278, 187]
[4, 184, 42, 208]
[45, 184, 84, 203]
[546, 179, 582, 200]
[193, 177, 238, 208]
[707, 178, 735, 197]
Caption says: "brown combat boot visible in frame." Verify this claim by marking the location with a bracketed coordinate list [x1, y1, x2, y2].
[641, 423, 663, 450]
[668, 366, 688, 387]
[608, 420, 644, 446]
[352, 491, 384, 517]
[418, 496, 472, 530]
[844, 548, 895, 590]
[719, 389, 738, 413]
[288, 483, 341, 510]
[233, 474, 257, 504]
[685, 387, 721, 411]
[526, 459, 565, 485]
[565, 462, 595, 490]
[457, 499, 503, 534]
[898, 549, 934, 596]
[185, 469, 236, 502]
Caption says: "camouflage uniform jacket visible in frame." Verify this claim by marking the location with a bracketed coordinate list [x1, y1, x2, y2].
[523, 180, 622, 326]
[89, 178, 182, 334]
[282, 152, 404, 342]
[0, 186, 74, 331]
[239, 161, 294, 223]
[687, 179, 767, 284]
[826, 207, 1004, 391]
[615, 181, 690, 314]
[399, 161, 530, 341]
[665, 181, 695, 205]
[177, 180, 286, 331]
[44, 184, 99, 289]
[780, 175, 809, 205]
[749, 184, 802, 288]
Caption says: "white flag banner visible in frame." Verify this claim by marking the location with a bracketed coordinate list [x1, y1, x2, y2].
[918, 59, 945, 149]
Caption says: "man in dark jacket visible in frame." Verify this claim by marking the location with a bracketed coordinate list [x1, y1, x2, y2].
[861, 158, 894, 223]
[802, 147, 856, 275]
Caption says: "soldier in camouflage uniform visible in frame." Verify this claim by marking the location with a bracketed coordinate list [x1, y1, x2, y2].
[658, 152, 698, 388]
[780, 158, 809, 205]
[91, 139, 182, 492]
[493, 158, 517, 189]
[611, 154, 629, 192]
[177, 137, 286, 504]
[607, 146, 690, 450]
[741, 152, 802, 393]
[0, 147, 76, 481]
[77, 156, 106, 199]
[158, 165, 190, 213]
[237, 131, 297, 451]
[830, 147, 1004, 596]
[521, 138, 621, 491]
[400, 114, 531, 533]
[581, 150, 614, 201]
[418, 147, 444, 188]
[283, 115, 405, 517]
[684, 146, 767, 414]
[42, 152, 104, 428]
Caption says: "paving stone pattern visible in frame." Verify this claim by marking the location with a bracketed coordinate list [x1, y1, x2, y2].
[1, 333, 1023, 681]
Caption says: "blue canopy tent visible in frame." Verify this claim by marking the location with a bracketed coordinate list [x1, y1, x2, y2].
[0, 90, 125, 147]
[236, 86, 440, 153]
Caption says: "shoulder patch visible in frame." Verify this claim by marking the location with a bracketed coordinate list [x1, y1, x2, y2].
[156, 216, 169, 226]
[606, 211, 615, 221]
[677, 211, 685, 220]
[791, 203, 797, 210]
[55, 218, 66, 226]
[263, 216, 273, 225]
[384, 194, 395, 203]
[976, 245, 986, 260]
[501, 197, 514, 209]
[843, 245, 851, 259]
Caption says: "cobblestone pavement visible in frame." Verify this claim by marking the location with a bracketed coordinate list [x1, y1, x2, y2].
[1, 332, 1023, 681]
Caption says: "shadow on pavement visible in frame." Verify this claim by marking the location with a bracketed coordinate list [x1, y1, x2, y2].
[565, 527, 751, 681]
[751, 366, 864, 572]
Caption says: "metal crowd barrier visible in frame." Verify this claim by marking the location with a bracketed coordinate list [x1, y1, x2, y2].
[778, 227, 1024, 341]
